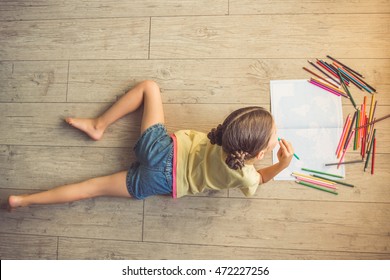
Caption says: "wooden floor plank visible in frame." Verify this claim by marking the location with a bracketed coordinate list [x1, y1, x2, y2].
[0, 0, 228, 20]
[0, 18, 150, 60]
[144, 196, 390, 253]
[0, 189, 143, 241]
[0, 61, 68, 102]
[230, 0, 390, 15]
[150, 14, 390, 59]
[0, 233, 57, 260]
[68, 59, 390, 105]
[58, 237, 390, 260]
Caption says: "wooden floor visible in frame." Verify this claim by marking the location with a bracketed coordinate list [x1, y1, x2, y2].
[1, 1, 389, 260]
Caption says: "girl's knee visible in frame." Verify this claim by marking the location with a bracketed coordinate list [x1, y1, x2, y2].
[141, 80, 159, 91]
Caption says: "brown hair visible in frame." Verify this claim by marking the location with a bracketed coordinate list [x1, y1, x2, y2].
[207, 106, 274, 170]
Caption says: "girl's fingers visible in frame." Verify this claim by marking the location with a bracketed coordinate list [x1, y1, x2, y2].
[279, 139, 294, 156]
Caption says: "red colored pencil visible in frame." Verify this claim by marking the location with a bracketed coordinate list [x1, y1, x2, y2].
[371, 138, 376, 175]
[302, 67, 339, 88]
[316, 59, 340, 79]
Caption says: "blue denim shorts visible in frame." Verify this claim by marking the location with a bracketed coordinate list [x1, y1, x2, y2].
[126, 123, 173, 200]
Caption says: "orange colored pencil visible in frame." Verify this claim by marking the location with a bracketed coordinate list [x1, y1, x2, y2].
[338, 116, 352, 158]
[336, 114, 351, 157]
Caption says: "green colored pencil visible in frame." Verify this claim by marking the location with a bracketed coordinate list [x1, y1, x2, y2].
[301, 168, 344, 178]
[278, 137, 300, 160]
[337, 69, 357, 109]
[295, 180, 338, 195]
[364, 129, 376, 172]
[312, 174, 355, 188]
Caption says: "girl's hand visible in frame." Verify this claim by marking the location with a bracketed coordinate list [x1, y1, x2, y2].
[277, 138, 294, 169]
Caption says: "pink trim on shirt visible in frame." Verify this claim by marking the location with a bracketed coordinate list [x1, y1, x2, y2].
[171, 134, 178, 199]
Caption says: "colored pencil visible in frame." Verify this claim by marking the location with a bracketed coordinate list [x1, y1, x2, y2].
[295, 180, 338, 195]
[371, 138, 376, 175]
[336, 114, 351, 157]
[309, 79, 341, 97]
[368, 94, 375, 130]
[316, 59, 340, 79]
[302, 66, 339, 88]
[354, 108, 360, 150]
[311, 77, 348, 98]
[364, 129, 376, 171]
[301, 168, 344, 178]
[338, 130, 355, 169]
[292, 172, 336, 184]
[354, 114, 390, 130]
[343, 111, 357, 152]
[339, 68, 373, 93]
[278, 138, 300, 160]
[337, 69, 357, 109]
[326, 55, 364, 78]
[312, 174, 355, 188]
[293, 175, 337, 190]
[365, 120, 375, 157]
[325, 159, 363, 166]
[343, 66, 376, 93]
[308, 60, 341, 85]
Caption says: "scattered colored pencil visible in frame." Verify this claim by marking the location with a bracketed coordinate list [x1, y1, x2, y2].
[309, 79, 341, 97]
[295, 180, 338, 195]
[371, 138, 376, 175]
[339, 68, 373, 93]
[311, 77, 348, 98]
[336, 114, 351, 157]
[301, 168, 344, 178]
[326, 55, 364, 78]
[354, 114, 390, 130]
[338, 130, 355, 169]
[311, 174, 355, 188]
[325, 160, 363, 166]
[308, 60, 341, 85]
[364, 129, 376, 172]
[292, 172, 336, 184]
[302, 66, 339, 88]
[293, 175, 337, 190]
[337, 69, 357, 109]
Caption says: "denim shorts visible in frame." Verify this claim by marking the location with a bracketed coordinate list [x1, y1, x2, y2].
[126, 123, 173, 200]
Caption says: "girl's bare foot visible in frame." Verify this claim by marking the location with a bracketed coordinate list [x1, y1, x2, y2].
[8, 195, 26, 208]
[65, 118, 104, 141]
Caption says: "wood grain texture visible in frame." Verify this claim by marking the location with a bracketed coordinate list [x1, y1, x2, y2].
[0, 189, 143, 241]
[67, 59, 390, 105]
[151, 14, 390, 59]
[0, 233, 58, 260]
[0, 61, 68, 102]
[230, 0, 390, 15]
[1, 0, 389, 260]
[0, 0, 228, 20]
[58, 237, 390, 260]
[0, 18, 150, 60]
[144, 196, 390, 253]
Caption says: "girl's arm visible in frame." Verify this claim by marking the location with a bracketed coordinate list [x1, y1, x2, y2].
[257, 138, 294, 183]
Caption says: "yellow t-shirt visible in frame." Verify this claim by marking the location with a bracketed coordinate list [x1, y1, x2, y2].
[172, 130, 261, 198]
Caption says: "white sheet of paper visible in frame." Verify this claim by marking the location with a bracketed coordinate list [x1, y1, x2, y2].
[270, 79, 345, 180]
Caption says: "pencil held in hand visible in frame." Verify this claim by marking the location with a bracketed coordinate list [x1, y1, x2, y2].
[278, 137, 300, 160]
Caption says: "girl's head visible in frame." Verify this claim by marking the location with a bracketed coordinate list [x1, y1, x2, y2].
[208, 106, 277, 170]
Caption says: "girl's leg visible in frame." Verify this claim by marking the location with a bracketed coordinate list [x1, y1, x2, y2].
[8, 171, 130, 208]
[66, 80, 164, 139]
